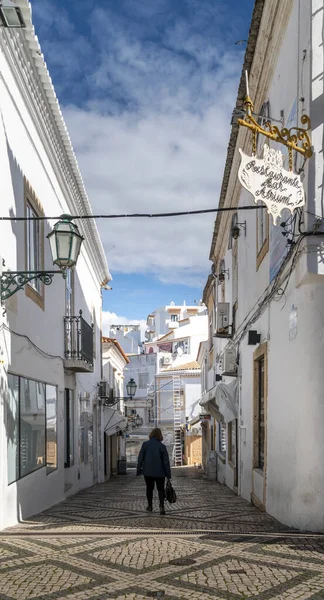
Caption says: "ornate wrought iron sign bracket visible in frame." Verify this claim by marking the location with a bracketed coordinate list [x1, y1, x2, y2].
[1, 271, 61, 302]
[237, 73, 313, 171]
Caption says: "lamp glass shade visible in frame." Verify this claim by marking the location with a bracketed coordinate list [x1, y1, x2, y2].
[126, 378, 137, 397]
[231, 226, 240, 240]
[219, 273, 225, 283]
[0, 6, 24, 27]
[47, 214, 84, 269]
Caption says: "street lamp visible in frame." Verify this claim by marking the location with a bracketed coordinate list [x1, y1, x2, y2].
[102, 379, 138, 407]
[1, 214, 84, 303]
[0, 3, 25, 27]
[231, 221, 246, 240]
[47, 214, 84, 269]
[126, 378, 137, 399]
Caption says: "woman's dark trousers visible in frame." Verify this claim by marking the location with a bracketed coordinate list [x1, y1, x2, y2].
[144, 476, 165, 506]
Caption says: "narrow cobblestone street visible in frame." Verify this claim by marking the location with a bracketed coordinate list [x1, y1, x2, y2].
[2, 468, 324, 599]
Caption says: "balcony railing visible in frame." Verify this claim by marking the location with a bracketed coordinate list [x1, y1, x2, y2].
[64, 310, 94, 372]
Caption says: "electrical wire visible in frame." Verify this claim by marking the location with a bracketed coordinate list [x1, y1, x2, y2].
[0, 205, 266, 222]
[0, 323, 64, 362]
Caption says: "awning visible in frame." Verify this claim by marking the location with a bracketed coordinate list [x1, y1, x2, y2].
[199, 380, 238, 423]
[103, 407, 127, 435]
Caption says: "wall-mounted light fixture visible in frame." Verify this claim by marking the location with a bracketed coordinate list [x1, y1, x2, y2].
[248, 330, 261, 345]
[218, 259, 229, 283]
[231, 221, 247, 240]
[1, 215, 84, 304]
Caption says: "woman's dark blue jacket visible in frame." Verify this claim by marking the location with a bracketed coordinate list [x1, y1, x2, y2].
[137, 437, 171, 479]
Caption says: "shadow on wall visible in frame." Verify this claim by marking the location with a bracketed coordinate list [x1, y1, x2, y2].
[2, 137, 102, 527]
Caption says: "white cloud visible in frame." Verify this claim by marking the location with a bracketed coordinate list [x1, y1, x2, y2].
[102, 310, 147, 340]
[32, 0, 244, 286]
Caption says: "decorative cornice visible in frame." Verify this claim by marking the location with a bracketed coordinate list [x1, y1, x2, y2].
[0, 0, 110, 286]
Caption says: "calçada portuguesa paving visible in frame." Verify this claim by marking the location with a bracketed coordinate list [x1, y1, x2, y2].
[2, 469, 324, 599]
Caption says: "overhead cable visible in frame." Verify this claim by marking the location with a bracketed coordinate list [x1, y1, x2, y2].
[0, 205, 266, 222]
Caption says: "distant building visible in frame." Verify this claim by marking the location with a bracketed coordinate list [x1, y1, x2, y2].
[109, 324, 142, 355]
[126, 302, 208, 467]
[145, 301, 206, 343]
[102, 338, 129, 478]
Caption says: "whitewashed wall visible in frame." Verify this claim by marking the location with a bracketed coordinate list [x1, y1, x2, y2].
[221, 0, 324, 531]
[0, 30, 107, 528]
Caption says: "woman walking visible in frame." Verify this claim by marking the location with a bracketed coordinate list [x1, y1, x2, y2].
[137, 428, 171, 515]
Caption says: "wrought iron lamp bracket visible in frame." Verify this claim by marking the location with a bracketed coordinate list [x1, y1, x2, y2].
[1, 270, 62, 303]
[237, 95, 313, 170]
[103, 396, 135, 407]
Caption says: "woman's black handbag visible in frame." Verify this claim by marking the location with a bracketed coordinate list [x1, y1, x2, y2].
[165, 478, 177, 504]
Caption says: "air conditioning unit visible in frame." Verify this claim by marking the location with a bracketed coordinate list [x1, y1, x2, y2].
[214, 302, 230, 337]
[221, 348, 237, 376]
[162, 356, 172, 366]
[191, 426, 200, 435]
[98, 380, 109, 399]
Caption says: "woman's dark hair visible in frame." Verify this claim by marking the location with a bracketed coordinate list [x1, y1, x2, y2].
[149, 427, 163, 441]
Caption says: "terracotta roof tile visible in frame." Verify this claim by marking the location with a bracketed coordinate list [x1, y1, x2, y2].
[161, 360, 201, 372]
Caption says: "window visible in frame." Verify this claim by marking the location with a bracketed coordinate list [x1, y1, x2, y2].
[88, 413, 93, 462]
[232, 242, 238, 307]
[257, 207, 269, 264]
[79, 393, 91, 464]
[218, 421, 226, 454]
[253, 343, 267, 471]
[228, 213, 238, 250]
[20, 378, 46, 477]
[209, 311, 213, 350]
[64, 389, 74, 468]
[228, 420, 237, 465]
[170, 314, 179, 322]
[92, 307, 96, 359]
[173, 339, 189, 355]
[46, 385, 57, 473]
[257, 358, 265, 469]
[26, 203, 41, 289]
[6, 375, 57, 483]
[24, 180, 45, 308]
[138, 373, 149, 389]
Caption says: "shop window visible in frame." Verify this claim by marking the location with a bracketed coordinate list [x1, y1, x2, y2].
[6, 374, 57, 482]
[20, 378, 46, 477]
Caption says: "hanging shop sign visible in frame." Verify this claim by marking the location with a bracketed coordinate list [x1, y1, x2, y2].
[236, 71, 312, 224]
[238, 144, 305, 224]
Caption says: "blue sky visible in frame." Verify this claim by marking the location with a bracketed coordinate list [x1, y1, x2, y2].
[31, 0, 253, 333]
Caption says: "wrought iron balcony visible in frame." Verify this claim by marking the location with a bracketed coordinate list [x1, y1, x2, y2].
[64, 310, 94, 373]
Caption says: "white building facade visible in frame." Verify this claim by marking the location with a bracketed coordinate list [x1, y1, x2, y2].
[109, 324, 142, 355]
[102, 338, 129, 478]
[142, 304, 208, 464]
[202, 0, 324, 531]
[0, 1, 110, 529]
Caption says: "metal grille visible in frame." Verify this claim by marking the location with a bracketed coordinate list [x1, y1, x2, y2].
[64, 310, 94, 365]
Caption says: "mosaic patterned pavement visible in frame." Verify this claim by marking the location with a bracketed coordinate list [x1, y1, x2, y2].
[2, 468, 324, 599]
